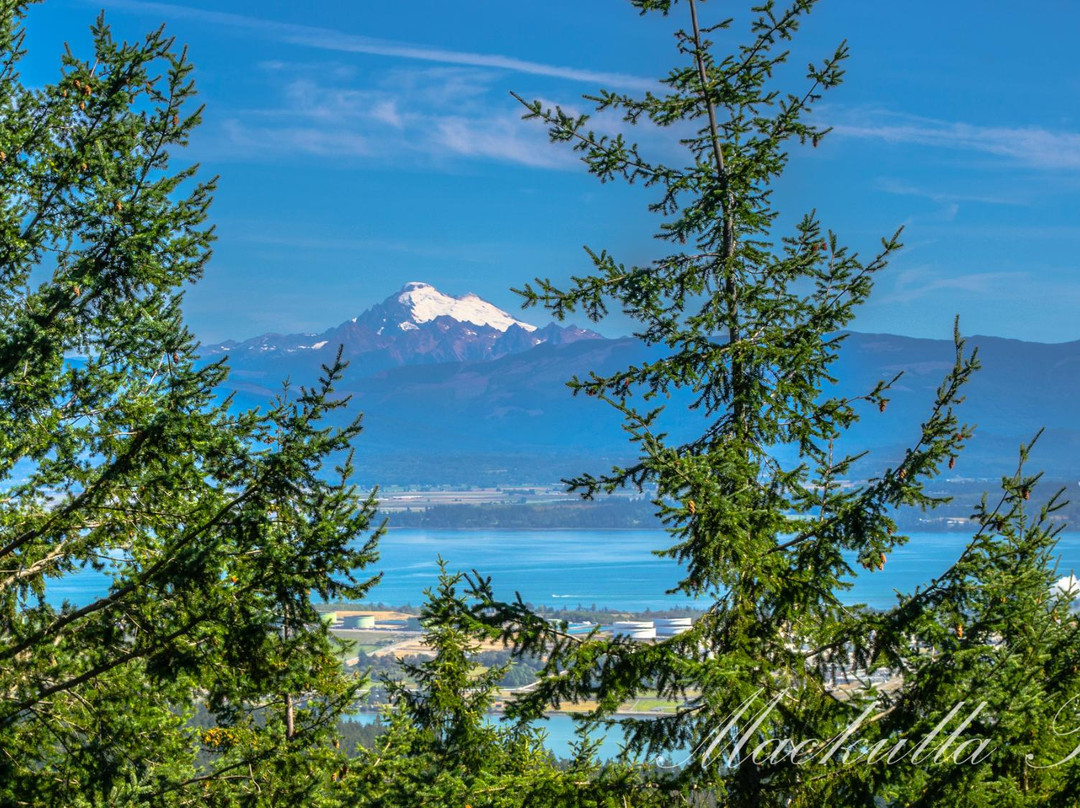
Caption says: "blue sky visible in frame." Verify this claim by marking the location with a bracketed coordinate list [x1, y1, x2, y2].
[25, 0, 1080, 343]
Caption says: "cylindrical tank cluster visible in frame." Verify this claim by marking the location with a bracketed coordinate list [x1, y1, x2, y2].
[341, 614, 376, 629]
[654, 617, 693, 636]
[608, 618, 694, 641]
[612, 620, 656, 640]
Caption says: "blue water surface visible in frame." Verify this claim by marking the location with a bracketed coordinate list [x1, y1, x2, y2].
[46, 529, 1080, 612]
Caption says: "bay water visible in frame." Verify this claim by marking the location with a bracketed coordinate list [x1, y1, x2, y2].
[361, 528, 1080, 611]
[41, 527, 1080, 760]
[47, 528, 1080, 611]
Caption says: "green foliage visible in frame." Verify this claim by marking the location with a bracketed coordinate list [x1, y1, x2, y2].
[856, 435, 1080, 806]
[386, 561, 513, 771]
[0, 4, 380, 803]
[338, 563, 676, 807]
[4, 1, 1077, 805]
[464, 0, 1080, 805]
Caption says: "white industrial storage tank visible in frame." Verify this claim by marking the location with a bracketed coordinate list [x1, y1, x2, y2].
[611, 620, 656, 640]
[654, 617, 693, 636]
[341, 614, 376, 629]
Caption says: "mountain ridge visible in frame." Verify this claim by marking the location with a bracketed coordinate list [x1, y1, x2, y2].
[202, 281, 601, 377]
[203, 284, 1080, 485]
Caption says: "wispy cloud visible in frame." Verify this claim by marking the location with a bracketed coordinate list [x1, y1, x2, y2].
[434, 114, 576, 169]
[212, 66, 577, 169]
[221, 119, 371, 158]
[882, 266, 1029, 304]
[100, 0, 656, 91]
[830, 111, 1080, 170]
[875, 178, 1025, 207]
[97, 0, 652, 169]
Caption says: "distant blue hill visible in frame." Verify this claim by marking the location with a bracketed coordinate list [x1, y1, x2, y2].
[203, 284, 1080, 486]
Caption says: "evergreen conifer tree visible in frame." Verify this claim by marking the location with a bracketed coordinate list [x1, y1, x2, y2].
[0, 5, 381, 803]
[471, 1, 1080, 805]
[342, 563, 675, 807]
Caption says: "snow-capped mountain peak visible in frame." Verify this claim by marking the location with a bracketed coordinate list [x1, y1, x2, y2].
[202, 281, 602, 373]
[394, 281, 537, 333]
